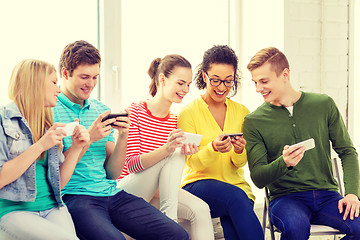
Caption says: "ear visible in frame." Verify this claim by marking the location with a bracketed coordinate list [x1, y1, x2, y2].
[202, 71, 208, 82]
[61, 67, 69, 80]
[282, 68, 290, 81]
[159, 73, 166, 86]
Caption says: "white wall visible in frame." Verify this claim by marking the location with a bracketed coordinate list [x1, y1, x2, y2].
[349, 0, 360, 150]
[238, 0, 284, 112]
[238, 0, 285, 204]
[285, 0, 349, 122]
[0, 0, 99, 104]
[100, 0, 230, 113]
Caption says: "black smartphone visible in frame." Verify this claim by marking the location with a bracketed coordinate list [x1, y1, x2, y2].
[221, 133, 243, 141]
[102, 113, 129, 126]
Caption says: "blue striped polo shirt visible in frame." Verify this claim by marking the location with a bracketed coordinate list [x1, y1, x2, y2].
[53, 93, 121, 196]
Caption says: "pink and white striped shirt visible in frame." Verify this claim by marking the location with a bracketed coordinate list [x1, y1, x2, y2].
[119, 101, 178, 179]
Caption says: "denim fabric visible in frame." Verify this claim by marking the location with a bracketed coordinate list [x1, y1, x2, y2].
[270, 190, 360, 240]
[63, 190, 189, 240]
[183, 179, 264, 240]
[0, 206, 78, 240]
[0, 102, 64, 205]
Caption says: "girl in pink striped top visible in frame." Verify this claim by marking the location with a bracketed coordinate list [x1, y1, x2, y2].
[117, 55, 214, 239]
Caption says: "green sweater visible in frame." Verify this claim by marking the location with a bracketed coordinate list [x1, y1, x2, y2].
[243, 92, 359, 200]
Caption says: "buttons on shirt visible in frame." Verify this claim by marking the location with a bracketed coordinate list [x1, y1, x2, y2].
[292, 124, 296, 127]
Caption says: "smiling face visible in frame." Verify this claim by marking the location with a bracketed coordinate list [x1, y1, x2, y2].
[203, 63, 235, 104]
[61, 63, 100, 106]
[162, 66, 193, 103]
[44, 71, 61, 107]
[250, 62, 289, 106]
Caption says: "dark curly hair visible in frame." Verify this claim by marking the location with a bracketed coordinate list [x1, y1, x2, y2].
[195, 45, 240, 97]
[59, 40, 101, 76]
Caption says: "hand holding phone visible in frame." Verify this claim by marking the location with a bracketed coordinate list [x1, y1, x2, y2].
[290, 138, 315, 152]
[56, 122, 79, 136]
[221, 133, 243, 141]
[102, 113, 129, 126]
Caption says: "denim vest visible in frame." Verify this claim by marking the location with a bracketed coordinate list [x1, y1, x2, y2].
[0, 102, 64, 206]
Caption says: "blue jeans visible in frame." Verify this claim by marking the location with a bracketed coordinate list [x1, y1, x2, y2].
[63, 190, 188, 240]
[183, 179, 264, 240]
[270, 190, 360, 240]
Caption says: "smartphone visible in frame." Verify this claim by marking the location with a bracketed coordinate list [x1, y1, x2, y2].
[56, 122, 79, 136]
[182, 132, 202, 145]
[102, 113, 129, 126]
[221, 133, 243, 141]
[290, 138, 315, 151]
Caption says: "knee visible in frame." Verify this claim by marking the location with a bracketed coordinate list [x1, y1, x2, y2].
[273, 215, 310, 240]
[349, 219, 360, 237]
[184, 197, 211, 223]
[170, 225, 189, 240]
[190, 198, 210, 216]
[227, 189, 254, 212]
[283, 225, 310, 240]
[169, 151, 186, 165]
[233, 188, 249, 201]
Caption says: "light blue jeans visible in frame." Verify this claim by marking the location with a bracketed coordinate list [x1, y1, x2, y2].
[0, 206, 78, 240]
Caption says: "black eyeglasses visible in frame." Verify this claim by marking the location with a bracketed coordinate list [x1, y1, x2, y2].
[205, 72, 235, 87]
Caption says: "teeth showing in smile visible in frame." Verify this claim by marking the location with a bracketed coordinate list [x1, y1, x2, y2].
[215, 91, 226, 95]
[177, 93, 185, 98]
[262, 92, 270, 96]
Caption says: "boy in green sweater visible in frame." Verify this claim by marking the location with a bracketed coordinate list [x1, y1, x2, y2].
[243, 47, 360, 239]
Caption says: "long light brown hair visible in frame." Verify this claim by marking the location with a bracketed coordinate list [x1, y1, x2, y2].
[8, 59, 56, 158]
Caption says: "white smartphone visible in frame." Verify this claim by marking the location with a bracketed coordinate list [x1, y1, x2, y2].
[182, 132, 202, 146]
[290, 138, 315, 151]
[57, 122, 79, 136]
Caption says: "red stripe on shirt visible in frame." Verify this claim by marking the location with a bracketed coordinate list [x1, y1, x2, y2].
[119, 101, 177, 179]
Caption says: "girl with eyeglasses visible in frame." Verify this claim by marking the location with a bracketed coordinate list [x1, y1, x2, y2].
[178, 45, 264, 240]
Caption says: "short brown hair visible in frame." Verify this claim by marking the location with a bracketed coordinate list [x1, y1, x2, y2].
[247, 47, 289, 76]
[59, 40, 101, 76]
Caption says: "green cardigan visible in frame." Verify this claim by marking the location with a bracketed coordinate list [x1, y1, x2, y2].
[243, 92, 359, 200]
